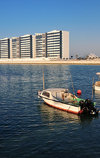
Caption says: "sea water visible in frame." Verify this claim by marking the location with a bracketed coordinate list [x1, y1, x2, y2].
[0, 64, 100, 158]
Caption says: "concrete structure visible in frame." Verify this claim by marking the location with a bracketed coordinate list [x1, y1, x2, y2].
[0, 38, 10, 58]
[46, 30, 69, 59]
[20, 34, 33, 58]
[62, 31, 69, 59]
[0, 30, 69, 60]
[34, 33, 46, 58]
[11, 37, 20, 58]
[34, 30, 69, 59]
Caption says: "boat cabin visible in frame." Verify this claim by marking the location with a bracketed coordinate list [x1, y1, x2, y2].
[41, 88, 78, 103]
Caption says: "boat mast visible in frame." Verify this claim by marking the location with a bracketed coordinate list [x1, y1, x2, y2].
[69, 72, 75, 95]
[43, 71, 45, 90]
[91, 77, 94, 100]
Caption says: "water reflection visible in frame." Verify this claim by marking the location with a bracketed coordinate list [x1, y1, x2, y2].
[43, 65, 73, 90]
[39, 103, 98, 127]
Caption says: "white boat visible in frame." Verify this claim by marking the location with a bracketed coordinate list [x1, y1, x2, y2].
[38, 88, 98, 115]
[93, 72, 100, 91]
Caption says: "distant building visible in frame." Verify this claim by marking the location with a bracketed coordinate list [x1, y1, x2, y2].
[0, 38, 10, 58]
[46, 30, 69, 59]
[34, 33, 46, 58]
[20, 34, 33, 58]
[0, 30, 69, 60]
[87, 53, 98, 59]
[34, 30, 69, 59]
[11, 37, 20, 58]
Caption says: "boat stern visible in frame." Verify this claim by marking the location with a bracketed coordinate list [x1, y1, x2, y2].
[79, 99, 99, 116]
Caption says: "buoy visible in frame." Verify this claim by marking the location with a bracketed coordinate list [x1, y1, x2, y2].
[77, 90, 82, 95]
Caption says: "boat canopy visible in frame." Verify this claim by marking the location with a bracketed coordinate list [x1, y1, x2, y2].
[96, 72, 100, 75]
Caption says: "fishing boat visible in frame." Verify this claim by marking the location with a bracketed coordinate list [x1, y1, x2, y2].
[38, 88, 98, 115]
[93, 72, 100, 91]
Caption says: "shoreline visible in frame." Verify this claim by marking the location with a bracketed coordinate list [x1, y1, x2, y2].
[0, 58, 100, 65]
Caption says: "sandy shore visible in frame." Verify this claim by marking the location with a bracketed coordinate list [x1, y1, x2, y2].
[0, 58, 100, 65]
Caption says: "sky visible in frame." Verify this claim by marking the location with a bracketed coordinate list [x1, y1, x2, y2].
[0, 0, 100, 57]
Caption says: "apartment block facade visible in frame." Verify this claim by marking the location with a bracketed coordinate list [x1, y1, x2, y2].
[11, 37, 20, 58]
[34, 30, 69, 59]
[20, 35, 33, 58]
[0, 38, 10, 58]
[0, 30, 69, 59]
[34, 33, 46, 58]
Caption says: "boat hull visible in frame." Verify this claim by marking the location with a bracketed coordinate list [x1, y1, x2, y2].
[94, 85, 100, 91]
[43, 98, 82, 115]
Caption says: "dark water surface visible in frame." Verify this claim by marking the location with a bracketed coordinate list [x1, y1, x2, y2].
[0, 64, 100, 158]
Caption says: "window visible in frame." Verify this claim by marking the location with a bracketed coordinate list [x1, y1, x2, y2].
[42, 91, 50, 98]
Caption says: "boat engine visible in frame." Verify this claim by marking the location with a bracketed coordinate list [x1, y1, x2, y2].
[79, 99, 97, 115]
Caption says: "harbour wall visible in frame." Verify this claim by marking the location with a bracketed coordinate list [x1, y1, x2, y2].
[0, 58, 100, 65]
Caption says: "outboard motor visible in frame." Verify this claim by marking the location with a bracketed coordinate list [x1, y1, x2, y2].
[79, 100, 89, 114]
[79, 99, 98, 115]
[79, 100, 85, 109]
[85, 99, 96, 112]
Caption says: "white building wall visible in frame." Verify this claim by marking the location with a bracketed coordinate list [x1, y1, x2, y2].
[33, 35, 36, 58]
[62, 31, 69, 59]
[10, 39, 12, 58]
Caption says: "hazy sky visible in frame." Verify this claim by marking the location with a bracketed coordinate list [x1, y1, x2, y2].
[0, 0, 100, 57]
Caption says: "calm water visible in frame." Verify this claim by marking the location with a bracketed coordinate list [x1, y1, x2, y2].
[0, 64, 100, 158]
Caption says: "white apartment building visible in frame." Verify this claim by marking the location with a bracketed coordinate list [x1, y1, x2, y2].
[11, 37, 20, 58]
[34, 33, 46, 58]
[20, 34, 33, 58]
[0, 38, 10, 58]
[0, 30, 69, 59]
[34, 30, 69, 59]
[46, 30, 69, 59]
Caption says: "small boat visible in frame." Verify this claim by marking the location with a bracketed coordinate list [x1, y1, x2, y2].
[93, 72, 100, 91]
[38, 88, 98, 115]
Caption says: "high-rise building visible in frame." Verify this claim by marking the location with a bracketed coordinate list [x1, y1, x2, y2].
[11, 37, 20, 58]
[20, 34, 33, 58]
[0, 38, 10, 58]
[34, 33, 46, 58]
[34, 30, 69, 59]
[0, 30, 69, 60]
[46, 30, 69, 59]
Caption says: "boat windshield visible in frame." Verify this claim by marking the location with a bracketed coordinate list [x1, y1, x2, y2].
[42, 91, 50, 98]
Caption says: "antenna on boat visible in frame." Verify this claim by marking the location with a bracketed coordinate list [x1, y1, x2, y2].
[43, 71, 45, 90]
[91, 77, 94, 100]
[69, 72, 75, 95]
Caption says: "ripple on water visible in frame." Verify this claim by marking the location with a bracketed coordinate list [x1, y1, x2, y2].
[0, 65, 100, 158]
